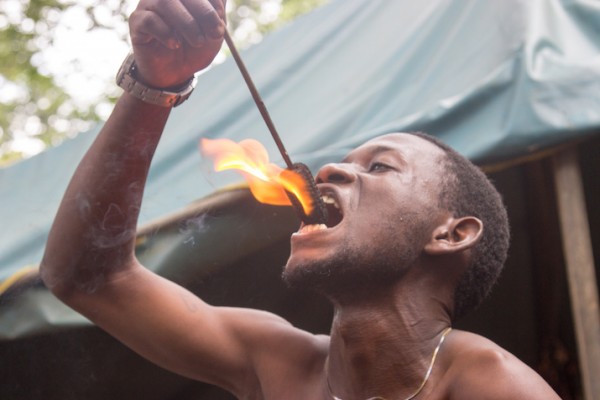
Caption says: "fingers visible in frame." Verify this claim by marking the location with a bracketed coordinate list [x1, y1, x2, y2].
[130, 0, 226, 49]
[207, 0, 227, 24]
[181, 0, 226, 40]
[130, 10, 181, 49]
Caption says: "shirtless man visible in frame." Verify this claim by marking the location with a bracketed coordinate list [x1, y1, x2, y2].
[40, 1, 560, 398]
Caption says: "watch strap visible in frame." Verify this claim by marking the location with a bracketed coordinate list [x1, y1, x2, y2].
[116, 52, 196, 108]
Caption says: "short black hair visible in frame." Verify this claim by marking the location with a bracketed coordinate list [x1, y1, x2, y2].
[410, 132, 510, 321]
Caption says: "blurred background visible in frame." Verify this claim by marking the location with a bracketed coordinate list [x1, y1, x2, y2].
[0, 0, 328, 165]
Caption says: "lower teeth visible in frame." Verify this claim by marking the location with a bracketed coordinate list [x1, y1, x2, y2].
[300, 224, 327, 233]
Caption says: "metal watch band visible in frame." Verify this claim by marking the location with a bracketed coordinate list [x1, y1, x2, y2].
[116, 52, 196, 108]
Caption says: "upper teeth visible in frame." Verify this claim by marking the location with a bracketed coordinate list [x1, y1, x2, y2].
[322, 194, 340, 209]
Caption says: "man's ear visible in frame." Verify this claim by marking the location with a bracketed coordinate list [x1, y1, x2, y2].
[424, 216, 483, 255]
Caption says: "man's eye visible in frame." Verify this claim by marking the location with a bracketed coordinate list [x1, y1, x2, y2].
[368, 162, 391, 172]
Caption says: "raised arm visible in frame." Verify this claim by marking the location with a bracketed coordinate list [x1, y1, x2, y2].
[40, 1, 323, 396]
[41, 0, 226, 298]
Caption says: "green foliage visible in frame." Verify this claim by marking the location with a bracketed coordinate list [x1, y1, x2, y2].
[0, 0, 128, 165]
[0, 0, 329, 166]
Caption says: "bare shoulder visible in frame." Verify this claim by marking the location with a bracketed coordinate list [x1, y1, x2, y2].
[221, 306, 329, 348]
[442, 330, 560, 400]
[221, 306, 329, 366]
[218, 307, 330, 398]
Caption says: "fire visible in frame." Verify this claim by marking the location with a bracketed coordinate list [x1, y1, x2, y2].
[200, 138, 314, 215]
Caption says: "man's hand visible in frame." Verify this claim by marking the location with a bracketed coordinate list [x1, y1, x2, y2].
[129, 0, 226, 89]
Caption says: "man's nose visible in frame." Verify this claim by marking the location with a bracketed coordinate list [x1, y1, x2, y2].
[315, 163, 356, 184]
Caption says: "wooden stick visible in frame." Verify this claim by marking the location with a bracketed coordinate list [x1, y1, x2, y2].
[223, 29, 293, 169]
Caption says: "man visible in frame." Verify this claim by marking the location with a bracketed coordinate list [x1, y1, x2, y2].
[40, 0, 560, 398]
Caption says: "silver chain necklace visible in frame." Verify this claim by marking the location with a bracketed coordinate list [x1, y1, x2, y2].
[326, 327, 452, 400]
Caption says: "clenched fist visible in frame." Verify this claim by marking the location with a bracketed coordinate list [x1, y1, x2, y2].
[128, 0, 227, 89]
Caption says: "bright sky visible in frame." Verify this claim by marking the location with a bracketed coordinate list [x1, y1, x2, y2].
[1, 0, 138, 156]
[42, 4, 134, 109]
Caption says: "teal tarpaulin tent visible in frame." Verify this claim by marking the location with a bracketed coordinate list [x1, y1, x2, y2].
[1, 0, 599, 398]
[2, 0, 599, 289]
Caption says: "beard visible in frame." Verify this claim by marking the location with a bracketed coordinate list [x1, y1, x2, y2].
[282, 213, 427, 300]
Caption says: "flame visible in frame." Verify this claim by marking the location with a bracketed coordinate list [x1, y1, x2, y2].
[200, 138, 314, 215]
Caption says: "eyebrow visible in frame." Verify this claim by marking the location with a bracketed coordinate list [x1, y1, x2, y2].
[342, 145, 407, 165]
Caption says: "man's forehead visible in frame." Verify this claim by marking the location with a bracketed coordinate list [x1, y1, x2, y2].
[344, 133, 445, 161]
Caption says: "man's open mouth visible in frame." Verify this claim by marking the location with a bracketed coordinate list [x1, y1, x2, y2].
[297, 192, 343, 234]
[322, 193, 343, 227]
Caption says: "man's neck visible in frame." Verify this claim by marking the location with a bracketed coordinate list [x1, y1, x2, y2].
[325, 279, 453, 400]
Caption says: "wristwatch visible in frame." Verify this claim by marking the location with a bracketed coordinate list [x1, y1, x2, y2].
[116, 52, 196, 108]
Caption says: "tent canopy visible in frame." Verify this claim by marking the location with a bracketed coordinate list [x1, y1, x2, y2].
[1, 0, 600, 337]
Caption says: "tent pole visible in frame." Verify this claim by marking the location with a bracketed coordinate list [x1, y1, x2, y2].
[552, 146, 600, 400]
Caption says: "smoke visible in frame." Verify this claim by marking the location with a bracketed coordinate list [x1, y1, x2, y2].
[178, 214, 210, 246]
